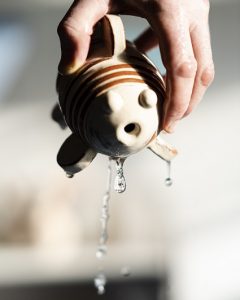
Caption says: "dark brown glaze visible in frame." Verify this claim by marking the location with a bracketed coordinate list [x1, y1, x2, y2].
[57, 133, 90, 167]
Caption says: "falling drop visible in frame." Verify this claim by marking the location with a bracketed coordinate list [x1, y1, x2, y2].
[165, 177, 173, 186]
[114, 158, 126, 193]
[66, 172, 74, 178]
[120, 266, 131, 277]
[94, 273, 107, 295]
[96, 245, 107, 259]
[165, 160, 173, 186]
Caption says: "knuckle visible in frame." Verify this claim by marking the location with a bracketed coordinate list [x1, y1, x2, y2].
[168, 102, 188, 119]
[57, 20, 79, 38]
[201, 65, 215, 87]
[96, 0, 109, 12]
[175, 58, 197, 78]
[57, 20, 66, 37]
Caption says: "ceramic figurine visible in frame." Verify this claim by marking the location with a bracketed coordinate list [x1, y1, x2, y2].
[52, 14, 177, 176]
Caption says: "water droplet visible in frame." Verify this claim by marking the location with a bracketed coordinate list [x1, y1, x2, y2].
[114, 176, 126, 193]
[94, 273, 106, 295]
[165, 161, 173, 186]
[120, 266, 131, 277]
[96, 245, 107, 259]
[114, 158, 126, 193]
[165, 177, 173, 186]
[66, 172, 74, 178]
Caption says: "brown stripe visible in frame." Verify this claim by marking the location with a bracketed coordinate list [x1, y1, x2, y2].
[126, 55, 159, 72]
[63, 61, 162, 116]
[81, 62, 158, 78]
[77, 70, 144, 94]
[60, 58, 109, 112]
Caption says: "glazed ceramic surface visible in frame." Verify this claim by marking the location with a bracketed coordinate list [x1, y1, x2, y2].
[52, 14, 177, 175]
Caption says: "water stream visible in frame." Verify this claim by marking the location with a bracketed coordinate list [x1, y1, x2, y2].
[114, 158, 126, 193]
[94, 156, 173, 294]
[94, 157, 113, 294]
[94, 272, 107, 295]
[165, 160, 173, 186]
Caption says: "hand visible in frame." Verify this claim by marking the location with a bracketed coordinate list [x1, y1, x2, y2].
[57, 0, 214, 133]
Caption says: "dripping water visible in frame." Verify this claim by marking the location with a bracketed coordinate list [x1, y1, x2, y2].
[65, 172, 74, 178]
[94, 272, 106, 295]
[96, 157, 112, 259]
[165, 160, 173, 186]
[120, 266, 131, 277]
[114, 158, 126, 193]
[94, 157, 128, 294]
[94, 157, 113, 294]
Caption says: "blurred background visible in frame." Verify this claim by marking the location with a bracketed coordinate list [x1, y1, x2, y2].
[0, 0, 240, 299]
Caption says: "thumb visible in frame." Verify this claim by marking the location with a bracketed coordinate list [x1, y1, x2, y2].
[57, 0, 109, 75]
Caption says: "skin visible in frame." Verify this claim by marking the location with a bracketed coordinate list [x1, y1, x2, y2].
[57, 0, 215, 133]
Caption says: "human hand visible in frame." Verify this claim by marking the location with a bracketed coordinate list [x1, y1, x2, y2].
[57, 0, 214, 133]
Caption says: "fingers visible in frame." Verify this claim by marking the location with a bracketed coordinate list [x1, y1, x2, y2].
[134, 27, 158, 53]
[184, 24, 214, 117]
[149, 11, 197, 133]
[57, 0, 109, 75]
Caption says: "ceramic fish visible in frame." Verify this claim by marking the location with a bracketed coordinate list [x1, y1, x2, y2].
[52, 14, 177, 176]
